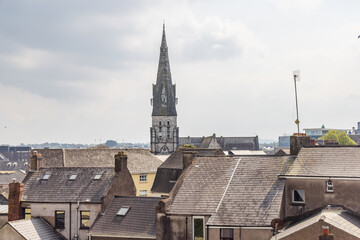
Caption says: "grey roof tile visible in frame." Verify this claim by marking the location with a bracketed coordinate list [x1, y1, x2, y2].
[8, 217, 66, 240]
[22, 167, 115, 202]
[0, 170, 25, 184]
[151, 148, 225, 194]
[284, 146, 360, 177]
[90, 196, 163, 238]
[207, 156, 288, 226]
[168, 155, 289, 227]
[32, 149, 162, 174]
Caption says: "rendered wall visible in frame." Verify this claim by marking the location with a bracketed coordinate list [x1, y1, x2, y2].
[132, 173, 156, 196]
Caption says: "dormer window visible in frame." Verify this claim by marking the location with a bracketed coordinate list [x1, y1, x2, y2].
[292, 189, 305, 203]
[117, 206, 130, 216]
[69, 174, 77, 180]
[326, 180, 334, 192]
[42, 173, 51, 180]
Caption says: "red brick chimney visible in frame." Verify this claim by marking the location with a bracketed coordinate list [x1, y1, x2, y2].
[30, 151, 43, 171]
[114, 151, 127, 173]
[8, 180, 24, 221]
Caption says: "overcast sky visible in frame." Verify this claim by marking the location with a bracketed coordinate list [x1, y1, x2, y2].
[0, 0, 360, 145]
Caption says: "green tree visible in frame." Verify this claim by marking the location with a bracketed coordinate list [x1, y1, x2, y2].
[320, 130, 356, 145]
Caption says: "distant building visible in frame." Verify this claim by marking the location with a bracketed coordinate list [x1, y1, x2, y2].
[179, 134, 259, 151]
[279, 135, 290, 147]
[0, 146, 31, 163]
[150, 24, 179, 155]
[303, 125, 350, 139]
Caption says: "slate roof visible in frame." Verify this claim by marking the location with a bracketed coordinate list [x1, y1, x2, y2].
[207, 156, 288, 226]
[169, 155, 289, 227]
[282, 146, 360, 177]
[32, 149, 162, 174]
[90, 196, 163, 238]
[151, 148, 224, 194]
[158, 148, 224, 169]
[168, 156, 237, 215]
[0, 170, 25, 184]
[22, 167, 115, 203]
[0, 161, 27, 171]
[7, 217, 66, 240]
[271, 207, 360, 239]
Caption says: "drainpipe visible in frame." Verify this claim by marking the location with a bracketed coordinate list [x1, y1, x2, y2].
[74, 201, 79, 240]
[185, 216, 188, 240]
[69, 202, 72, 240]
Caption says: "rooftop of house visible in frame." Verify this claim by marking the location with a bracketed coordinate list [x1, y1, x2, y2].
[0, 170, 26, 185]
[22, 167, 116, 203]
[90, 196, 162, 238]
[31, 148, 162, 174]
[158, 148, 224, 169]
[151, 148, 224, 194]
[6, 218, 66, 240]
[0, 161, 27, 171]
[271, 207, 360, 240]
[281, 146, 360, 178]
[168, 155, 290, 227]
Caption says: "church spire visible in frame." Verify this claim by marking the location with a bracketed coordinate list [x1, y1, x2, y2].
[152, 24, 177, 116]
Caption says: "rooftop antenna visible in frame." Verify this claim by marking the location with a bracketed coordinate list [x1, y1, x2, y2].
[293, 70, 301, 135]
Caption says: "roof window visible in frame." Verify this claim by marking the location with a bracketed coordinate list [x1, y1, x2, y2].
[42, 173, 51, 180]
[93, 174, 102, 180]
[69, 174, 77, 180]
[116, 206, 130, 216]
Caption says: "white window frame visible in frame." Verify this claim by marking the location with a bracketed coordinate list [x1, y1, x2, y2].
[139, 173, 147, 182]
[326, 180, 334, 192]
[292, 189, 305, 203]
[193, 216, 205, 240]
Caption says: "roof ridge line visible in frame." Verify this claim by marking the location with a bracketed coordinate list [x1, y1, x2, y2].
[214, 157, 241, 213]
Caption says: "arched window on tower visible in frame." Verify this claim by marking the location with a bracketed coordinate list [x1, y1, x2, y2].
[159, 121, 162, 138]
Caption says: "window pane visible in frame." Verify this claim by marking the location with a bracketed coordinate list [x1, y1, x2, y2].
[194, 218, 204, 240]
[293, 190, 305, 202]
[80, 211, 90, 228]
[55, 210, 65, 229]
[221, 228, 233, 240]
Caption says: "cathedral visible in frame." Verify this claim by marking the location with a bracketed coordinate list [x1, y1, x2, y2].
[150, 24, 179, 154]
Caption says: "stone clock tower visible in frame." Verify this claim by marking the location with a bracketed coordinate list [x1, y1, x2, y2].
[150, 24, 179, 154]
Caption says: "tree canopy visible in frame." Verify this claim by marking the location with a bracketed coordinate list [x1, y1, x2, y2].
[320, 130, 357, 145]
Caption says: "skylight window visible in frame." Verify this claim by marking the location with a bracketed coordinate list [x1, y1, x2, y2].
[116, 206, 130, 216]
[42, 174, 51, 180]
[93, 174, 102, 180]
[69, 174, 77, 180]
